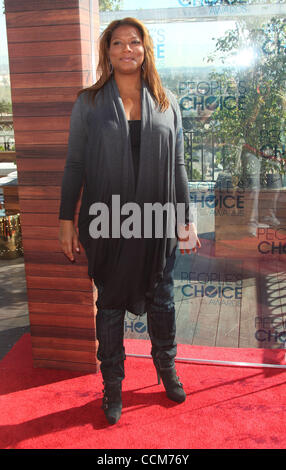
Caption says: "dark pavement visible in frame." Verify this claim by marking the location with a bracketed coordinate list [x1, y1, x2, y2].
[0, 256, 30, 360]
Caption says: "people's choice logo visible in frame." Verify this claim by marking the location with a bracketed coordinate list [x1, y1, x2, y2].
[125, 313, 147, 335]
[181, 271, 242, 305]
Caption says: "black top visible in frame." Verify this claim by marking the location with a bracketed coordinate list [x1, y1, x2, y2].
[127, 119, 190, 213]
[128, 119, 141, 189]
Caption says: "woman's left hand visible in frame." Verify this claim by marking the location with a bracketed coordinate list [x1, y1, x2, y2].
[178, 222, 201, 255]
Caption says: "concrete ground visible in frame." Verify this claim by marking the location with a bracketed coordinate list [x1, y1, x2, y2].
[0, 256, 30, 360]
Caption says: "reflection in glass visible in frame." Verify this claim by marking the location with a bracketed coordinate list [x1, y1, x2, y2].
[98, 4, 286, 355]
[170, 13, 286, 351]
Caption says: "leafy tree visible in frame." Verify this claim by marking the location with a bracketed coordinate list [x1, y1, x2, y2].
[0, 100, 11, 114]
[99, 0, 123, 11]
[206, 16, 286, 184]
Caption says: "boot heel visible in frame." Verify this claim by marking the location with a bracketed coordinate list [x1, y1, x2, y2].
[153, 359, 161, 384]
[156, 368, 161, 385]
[157, 366, 186, 403]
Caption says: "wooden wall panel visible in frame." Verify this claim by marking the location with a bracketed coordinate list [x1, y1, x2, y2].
[5, 0, 100, 372]
[3, 186, 19, 214]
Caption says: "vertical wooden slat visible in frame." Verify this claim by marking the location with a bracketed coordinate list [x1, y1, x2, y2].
[5, 0, 100, 372]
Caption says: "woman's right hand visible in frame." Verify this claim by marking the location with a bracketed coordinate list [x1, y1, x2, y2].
[58, 219, 80, 262]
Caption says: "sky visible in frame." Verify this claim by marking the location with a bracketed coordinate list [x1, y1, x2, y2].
[0, 12, 8, 60]
[0, 1, 236, 69]
[1, 0, 275, 69]
[124, 0, 191, 7]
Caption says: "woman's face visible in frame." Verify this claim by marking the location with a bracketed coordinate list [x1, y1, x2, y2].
[108, 25, 145, 75]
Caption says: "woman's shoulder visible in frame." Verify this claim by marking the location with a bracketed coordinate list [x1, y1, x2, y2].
[77, 88, 101, 108]
[74, 88, 105, 126]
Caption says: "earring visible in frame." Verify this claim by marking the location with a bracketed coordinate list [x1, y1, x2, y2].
[141, 61, 145, 72]
[109, 61, 114, 74]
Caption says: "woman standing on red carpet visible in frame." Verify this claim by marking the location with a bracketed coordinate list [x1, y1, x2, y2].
[58, 17, 200, 425]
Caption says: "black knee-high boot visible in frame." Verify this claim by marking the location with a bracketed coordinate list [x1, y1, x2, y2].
[96, 307, 126, 424]
[147, 309, 186, 403]
[101, 379, 123, 425]
[100, 351, 125, 425]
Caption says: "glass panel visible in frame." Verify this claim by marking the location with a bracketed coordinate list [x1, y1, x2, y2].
[98, 1, 286, 361]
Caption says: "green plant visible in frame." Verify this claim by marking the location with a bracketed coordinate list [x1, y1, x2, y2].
[207, 16, 286, 185]
[192, 168, 202, 181]
[99, 0, 123, 11]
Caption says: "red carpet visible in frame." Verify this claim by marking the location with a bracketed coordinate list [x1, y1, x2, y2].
[1, 334, 286, 449]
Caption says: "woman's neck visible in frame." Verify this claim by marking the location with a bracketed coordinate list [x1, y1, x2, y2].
[113, 71, 142, 96]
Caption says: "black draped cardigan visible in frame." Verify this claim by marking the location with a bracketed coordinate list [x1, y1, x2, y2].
[59, 76, 193, 315]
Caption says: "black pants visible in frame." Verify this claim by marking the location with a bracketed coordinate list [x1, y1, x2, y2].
[95, 248, 177, 383]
